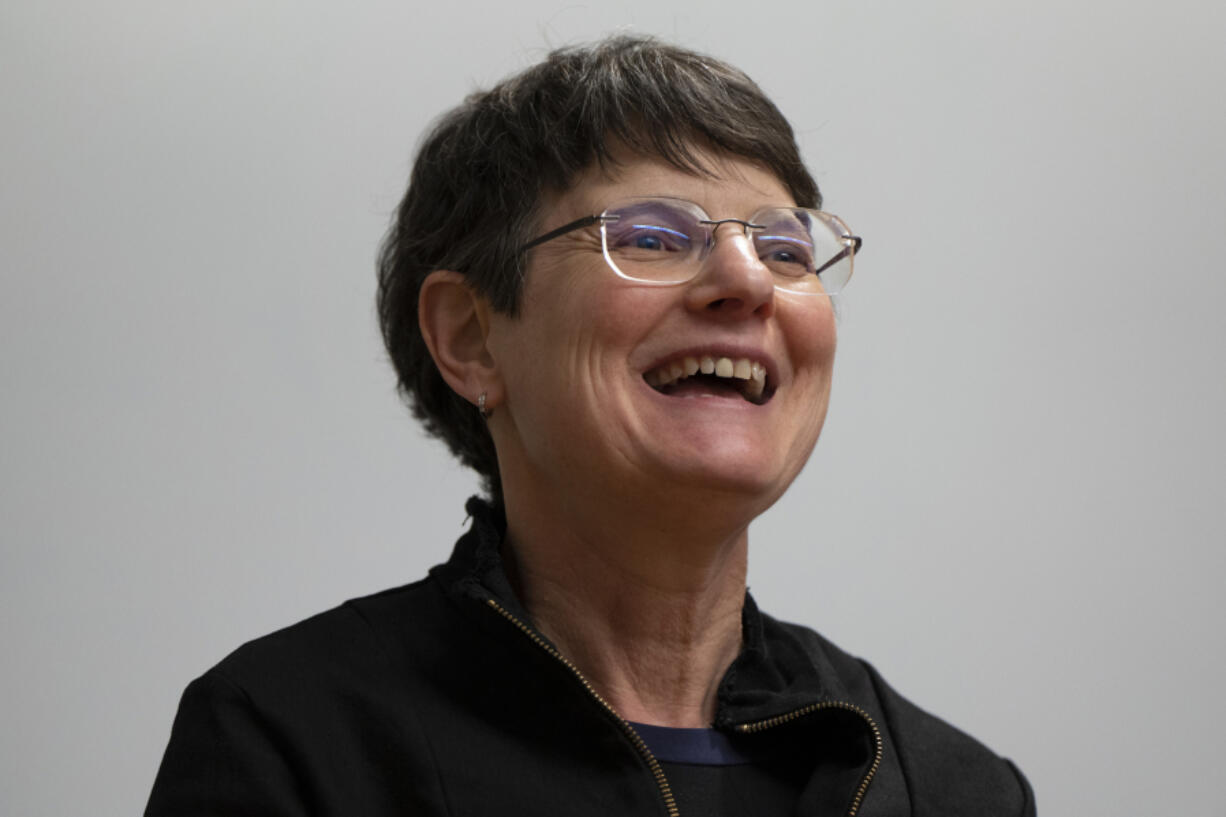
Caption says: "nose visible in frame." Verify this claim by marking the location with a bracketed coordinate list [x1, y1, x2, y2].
[684, 222, 776, 320]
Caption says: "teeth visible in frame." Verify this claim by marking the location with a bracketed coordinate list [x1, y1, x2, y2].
[645, 354, 771, 401]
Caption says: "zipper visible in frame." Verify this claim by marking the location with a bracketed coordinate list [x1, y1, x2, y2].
[735, 702, 884, 817]
[484, 597, 680, 817]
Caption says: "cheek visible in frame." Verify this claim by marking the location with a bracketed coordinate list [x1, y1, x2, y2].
[536, 277, 665, 367]
[785, 299, 838, 375]
[495, 280, 638, 410]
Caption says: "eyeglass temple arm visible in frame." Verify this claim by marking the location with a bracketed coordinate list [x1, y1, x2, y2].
[813, 235, 863, 277]
[518, 215, 603, 253]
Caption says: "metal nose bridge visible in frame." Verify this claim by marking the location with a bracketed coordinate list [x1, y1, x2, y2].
[698, 217, 765, 234]
[696, 217, 767, 260]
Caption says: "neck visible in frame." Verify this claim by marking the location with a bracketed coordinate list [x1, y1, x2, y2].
[501, 491, 751, 728]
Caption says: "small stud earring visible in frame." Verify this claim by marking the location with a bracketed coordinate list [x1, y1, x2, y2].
[478, 391, 490, 419]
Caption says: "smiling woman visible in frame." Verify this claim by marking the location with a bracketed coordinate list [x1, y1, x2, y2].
[146, 36, 1034, 817]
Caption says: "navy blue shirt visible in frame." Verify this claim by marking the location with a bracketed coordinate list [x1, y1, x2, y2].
[631, 722, 807, 816]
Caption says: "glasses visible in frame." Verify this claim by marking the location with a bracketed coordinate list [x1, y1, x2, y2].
[520, 196, 862, 296]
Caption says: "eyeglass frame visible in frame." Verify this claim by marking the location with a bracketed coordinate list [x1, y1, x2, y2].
[518, 197, 863, 295]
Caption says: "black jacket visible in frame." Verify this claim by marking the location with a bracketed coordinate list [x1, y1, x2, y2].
[147, 498, 1035, 816]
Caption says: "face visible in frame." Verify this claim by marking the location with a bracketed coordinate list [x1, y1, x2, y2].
[485, 148, 838, 519]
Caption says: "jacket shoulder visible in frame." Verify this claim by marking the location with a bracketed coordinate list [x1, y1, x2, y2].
[858, 658, 1035, 817]
[210, 577, 437, 694]
[761, 616, 1035, 817]
[147, 578, 451, 816]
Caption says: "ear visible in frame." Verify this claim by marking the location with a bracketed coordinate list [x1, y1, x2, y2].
[418, 270, 501, 409]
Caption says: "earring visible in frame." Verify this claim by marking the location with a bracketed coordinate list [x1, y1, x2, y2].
[478, 391, 490, 419]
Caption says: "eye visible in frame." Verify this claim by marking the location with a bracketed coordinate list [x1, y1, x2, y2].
[611, 223, 692, 255]
[764, 247, 801, 264]
[756, 235, 815, 275]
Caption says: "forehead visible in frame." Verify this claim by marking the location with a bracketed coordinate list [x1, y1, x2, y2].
[545, 148, 797, 222]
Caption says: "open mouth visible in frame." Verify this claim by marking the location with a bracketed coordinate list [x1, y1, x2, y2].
[643, 355, 773, 405]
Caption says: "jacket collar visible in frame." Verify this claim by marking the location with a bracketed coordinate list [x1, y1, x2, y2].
[433, 496, 855, 725]
[433, 498, 883, 813]
[714, 593, 854, 729]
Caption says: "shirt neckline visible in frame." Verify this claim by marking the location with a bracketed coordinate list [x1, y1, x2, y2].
[628, 722, 755, 766]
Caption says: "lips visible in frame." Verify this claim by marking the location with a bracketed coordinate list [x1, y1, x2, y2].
[643, 354, 771, 404]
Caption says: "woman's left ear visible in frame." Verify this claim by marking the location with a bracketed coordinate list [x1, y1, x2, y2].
[417, 270, 503, 410]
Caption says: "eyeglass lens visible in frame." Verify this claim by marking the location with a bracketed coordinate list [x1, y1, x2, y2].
[600, 199, 854, 295]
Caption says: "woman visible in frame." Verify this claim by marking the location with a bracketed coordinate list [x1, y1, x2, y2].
[147, 37, 1034, 816]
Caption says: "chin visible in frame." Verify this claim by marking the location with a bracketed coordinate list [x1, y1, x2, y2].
[649, 446, 803, 510]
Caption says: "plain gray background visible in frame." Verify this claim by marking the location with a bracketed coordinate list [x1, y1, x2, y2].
[3, 1, 1223, 814]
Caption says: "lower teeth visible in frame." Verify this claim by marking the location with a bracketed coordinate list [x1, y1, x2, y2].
[650, 375, 768, 404]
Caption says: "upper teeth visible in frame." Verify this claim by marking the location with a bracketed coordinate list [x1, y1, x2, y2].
[644, 355, 768, 400]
